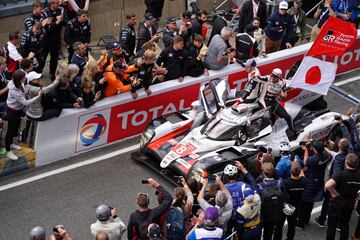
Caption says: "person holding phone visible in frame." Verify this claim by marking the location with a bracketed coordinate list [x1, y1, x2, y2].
[50, 225, 72, 240]
[197, 175, 233, 232]
[127, 178, 172, 240]
[310, 0, 336, 42]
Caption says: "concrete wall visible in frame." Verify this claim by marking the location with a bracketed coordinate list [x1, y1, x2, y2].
[0, 0, 190, 44]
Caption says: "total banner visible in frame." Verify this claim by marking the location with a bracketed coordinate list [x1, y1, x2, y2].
[34, 31, 360, 166]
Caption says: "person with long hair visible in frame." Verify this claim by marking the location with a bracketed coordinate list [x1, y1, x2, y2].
[5, 69, 41, 160]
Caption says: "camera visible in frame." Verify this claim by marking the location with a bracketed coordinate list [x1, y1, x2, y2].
[334, 115, 341, 121]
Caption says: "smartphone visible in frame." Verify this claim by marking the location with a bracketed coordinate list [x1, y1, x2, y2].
[208, 175, 216, 184]
[141, 180, 149, 184]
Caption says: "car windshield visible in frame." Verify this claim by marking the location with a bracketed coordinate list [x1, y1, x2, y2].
[201, 118, 243, 140]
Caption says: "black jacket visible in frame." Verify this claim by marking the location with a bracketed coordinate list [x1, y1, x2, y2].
[41, 7, 65, 41]
[24, 13, 42, 31]
[238, 0, 267, 33]
[192, 17, 203, 37]
[120, 24, 136, 58]
[156, 46, 188, 80]
[45, 87, 78, 110]
[127, 185, 172, 240]
[64, 18, 91, 47]
[186, 43, 206, 77]
[136, 22, 156, 52]
[19, 29, 45, 57]
[144, 0, 165, 19]
[235, 32, 259, 60]
[208, 16, 228, 46]
[162, 26, 177, 48]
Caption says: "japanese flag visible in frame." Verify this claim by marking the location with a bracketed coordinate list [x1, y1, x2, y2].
[289, 56, 337, 95]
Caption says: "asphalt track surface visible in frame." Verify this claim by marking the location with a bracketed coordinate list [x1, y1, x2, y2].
[0, 70, 359, 240]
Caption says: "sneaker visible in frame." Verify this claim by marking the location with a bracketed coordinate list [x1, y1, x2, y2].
[10, 143, 21, 150]
[6, 151, 18, 161]
[0, 147, 6, 155]
[314, 217, 325, 228]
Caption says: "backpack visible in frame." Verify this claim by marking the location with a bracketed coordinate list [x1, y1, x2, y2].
[259, 179, 285, 223]
[166, 206, 186, 240]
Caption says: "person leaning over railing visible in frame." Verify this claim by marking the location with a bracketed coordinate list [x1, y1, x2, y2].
[5, 69, 42, 161]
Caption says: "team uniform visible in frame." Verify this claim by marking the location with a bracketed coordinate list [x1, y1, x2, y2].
[19, 29, 46, 73]
[120, 24, 136, 62]
[64, 17, 91, 63]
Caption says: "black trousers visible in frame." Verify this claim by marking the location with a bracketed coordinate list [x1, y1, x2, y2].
[318, 190, 331, 224]
[286, 211, 298, 240]
[326, 199, 354, 240]
[263, 218, 285, 240]
[43, 40, 60, 76]
[297, 201, 314, 227]
[5, 107, 23, 151]
[265, 99, 295, 131]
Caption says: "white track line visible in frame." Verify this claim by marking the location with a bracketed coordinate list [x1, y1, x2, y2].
[334, 76, 360, 86]
[0, 144, 139, 192]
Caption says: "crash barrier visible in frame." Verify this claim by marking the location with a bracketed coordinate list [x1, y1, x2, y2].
[33, 31, 360, 167]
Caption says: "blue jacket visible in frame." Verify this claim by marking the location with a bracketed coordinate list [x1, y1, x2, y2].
[302, 152, 330, 202]
[275, 155, 304, 179]
[264, 12, 293, 42]
[187, 226, 223, 240]
[332, 0, 359, 21]
[225, 173, 256, 219]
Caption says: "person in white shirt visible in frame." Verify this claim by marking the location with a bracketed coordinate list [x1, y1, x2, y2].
[90, 204, 127, 240]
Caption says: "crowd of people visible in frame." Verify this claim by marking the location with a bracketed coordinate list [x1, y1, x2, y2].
[1, 0, 360, 238]
[29, 113, 360, 240]
[1, 0, 359, 161]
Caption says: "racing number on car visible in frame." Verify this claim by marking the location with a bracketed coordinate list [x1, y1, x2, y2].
[171, 143, 197, 157]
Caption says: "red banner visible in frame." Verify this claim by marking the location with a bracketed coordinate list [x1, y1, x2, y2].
[307, 17, 357, 57]
[107, 84, 201, 142]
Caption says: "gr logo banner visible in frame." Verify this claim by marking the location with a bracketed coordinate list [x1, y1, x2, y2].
[76, 109, 111, 152]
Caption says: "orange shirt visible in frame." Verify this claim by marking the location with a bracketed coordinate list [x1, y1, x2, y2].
[103, 64, 138, 97]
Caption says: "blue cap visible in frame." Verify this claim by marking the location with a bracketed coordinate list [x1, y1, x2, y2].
[108, 42, 122, 50]
[243, 187, 255, 201]
[113, 60, 127, 71]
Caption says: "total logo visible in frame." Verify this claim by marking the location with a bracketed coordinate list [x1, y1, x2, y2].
[76, 109, 110, 152]
[80, 114, 107, 146]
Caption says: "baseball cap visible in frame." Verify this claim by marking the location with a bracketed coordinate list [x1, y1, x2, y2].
[279, 1, 288, 9]
[148, 224, 161, 239]
[243, 187, 255, 201]
[166, 16, 177, 24]
[205, 207, 218, 224]
[27, 71, 42, 82]
[108, 42, 122, 50]
[113, 60, 128, 71]
[144, 13, 155, 21]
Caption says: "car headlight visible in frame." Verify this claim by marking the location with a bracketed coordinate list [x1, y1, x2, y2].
[140, 126, 155, 149]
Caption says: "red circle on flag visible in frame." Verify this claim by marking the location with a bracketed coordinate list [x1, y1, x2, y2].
[305, 66, 321, 85]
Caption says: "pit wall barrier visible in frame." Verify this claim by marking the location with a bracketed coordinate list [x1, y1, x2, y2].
[34, 31, 360, 166]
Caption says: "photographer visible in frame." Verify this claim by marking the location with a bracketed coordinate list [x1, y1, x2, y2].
[50, 225, 72, 240]
[316, 135, 351, 228]
[127, 178, 172, 240]
[90, 204, 126, 240]
[297, 140, 330, 230]
[198, 175, 233, 232]
[204, 27, 235, 71]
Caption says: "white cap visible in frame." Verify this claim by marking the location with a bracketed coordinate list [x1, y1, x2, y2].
[27, 71, 42, 82]
[279, 1, 288, 9]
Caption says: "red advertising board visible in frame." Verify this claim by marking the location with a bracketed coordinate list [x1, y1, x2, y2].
[107, 83, 201, 142]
